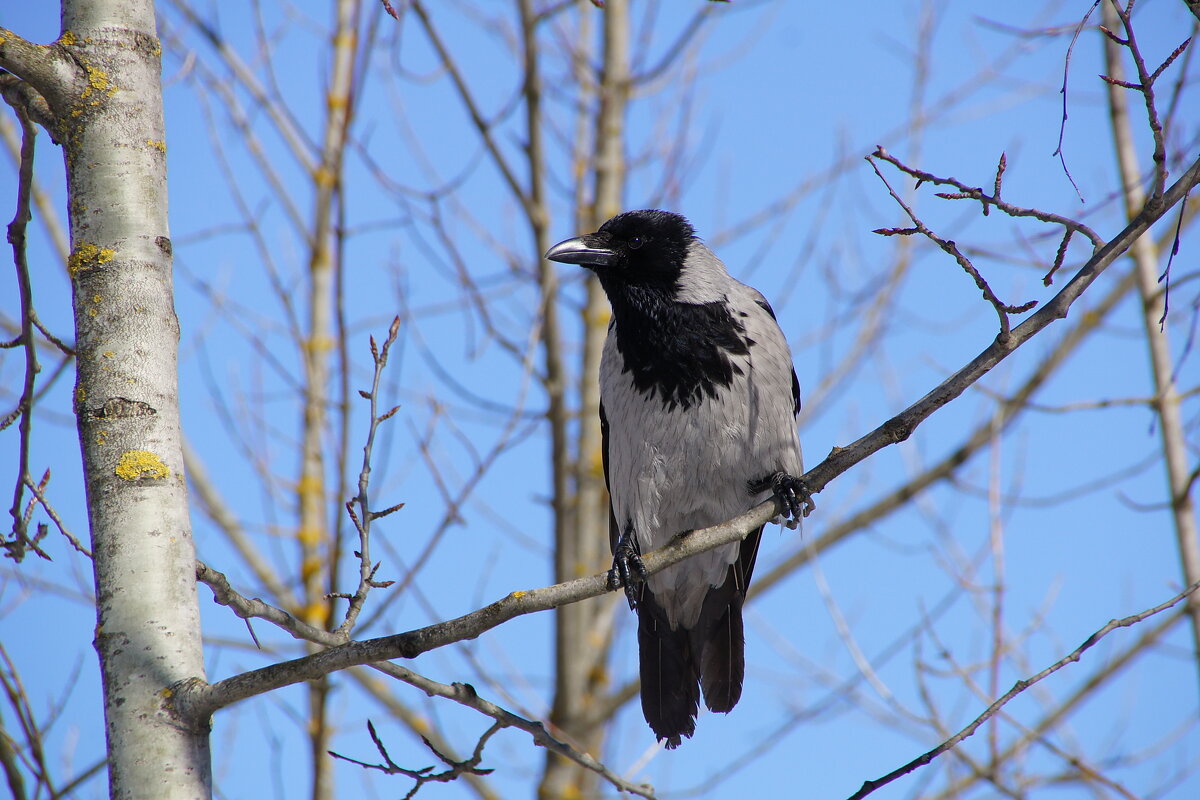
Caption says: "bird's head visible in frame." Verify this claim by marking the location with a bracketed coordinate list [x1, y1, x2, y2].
[544, 209, 697, 289]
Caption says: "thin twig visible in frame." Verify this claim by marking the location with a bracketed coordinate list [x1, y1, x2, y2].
[22, 473, 90, 558]
[867, 153, 1037, 337]
[196, 561, 341, 646]
[1103, 0, 1185, 200]
[335, 316, 404, 637]
[845, 581, 1200, 800]
[368, 661, 657, 799]
[329, 719, 499, 800]
[1053, 0, 1102, 201]
[405, 0, 532, 218]
[2, 87, 41, 563]
[871, 146, 1104, 248]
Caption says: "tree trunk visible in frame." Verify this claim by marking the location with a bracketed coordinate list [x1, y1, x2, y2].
[23, 1, 211, 797]
[1101, 1, 1200, 688]
[540, 2, 629, 797]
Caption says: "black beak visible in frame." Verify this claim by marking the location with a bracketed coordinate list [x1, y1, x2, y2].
[544, 235, 618, 268]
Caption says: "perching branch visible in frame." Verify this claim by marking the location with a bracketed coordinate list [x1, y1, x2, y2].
[171, 497, 780, 720]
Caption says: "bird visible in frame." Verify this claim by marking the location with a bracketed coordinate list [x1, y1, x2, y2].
[545, 209, 810, 748]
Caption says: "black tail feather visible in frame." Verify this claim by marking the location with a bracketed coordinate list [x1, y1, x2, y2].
[695, 594, 745, 712]
[695, 522, 761, 713]
[637, 594, 699, 748]
[635, 524, 765, 746]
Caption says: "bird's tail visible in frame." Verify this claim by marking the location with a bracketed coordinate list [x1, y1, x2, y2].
[695, 522, 762, 712]
[636, 523, 764, 746]
[637, 593, 700, 749]
[694, 588, 747, 713]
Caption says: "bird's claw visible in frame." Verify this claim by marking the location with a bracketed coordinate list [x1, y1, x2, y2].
[608, 526, 647, 609]
[770, 472, 814, 529]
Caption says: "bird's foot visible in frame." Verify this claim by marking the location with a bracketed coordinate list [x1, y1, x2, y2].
[751, 472, 815, 530]
[608, 525, 647, 609]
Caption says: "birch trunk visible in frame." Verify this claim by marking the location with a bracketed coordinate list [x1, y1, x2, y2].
[1, 1, 212, 797]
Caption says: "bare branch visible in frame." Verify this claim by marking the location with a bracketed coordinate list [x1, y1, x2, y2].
[806, 151, 1200, 499]
[1103, 0, 1180, 199]
[329, 719, 498, 799]
[1103, 1, 1200, 687]
[159, 3, 317, 173]
[368, 661, 656, 799]
[870, 146, 1104, 248]
[867, 154, 1036, 335]
[404, 1, 531, 216]
[171, 497, 780, 719]
[844, 581, 1200, 800]
[336, 316, 404, 637]
[1052, 0, 1102, 201]
[0, 28, 80, 109]
[22, 473, 90, 558]
[0, 74, 57, 143]
[195, 560, 342, 647]
[2, 89, 41, 563]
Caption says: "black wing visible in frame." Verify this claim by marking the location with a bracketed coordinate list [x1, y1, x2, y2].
[599, 400, 620, 554]
[754, 297, 801, 417]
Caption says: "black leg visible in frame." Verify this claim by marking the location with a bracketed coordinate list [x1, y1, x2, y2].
[749, 472, 815, 529]
[608, 523, 648, 609]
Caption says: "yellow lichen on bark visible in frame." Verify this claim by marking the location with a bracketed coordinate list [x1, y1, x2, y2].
[68, 243, 115, 276]
[115, 450, 170, 481]
[81, 64, 117, 101]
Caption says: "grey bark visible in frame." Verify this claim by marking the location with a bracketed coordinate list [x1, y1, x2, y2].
[1, 2, 212, 798]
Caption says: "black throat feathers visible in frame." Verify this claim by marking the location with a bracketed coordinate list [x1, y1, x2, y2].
[606, 282, 752, 411]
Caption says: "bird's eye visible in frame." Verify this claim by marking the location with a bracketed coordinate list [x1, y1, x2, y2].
[628, 235, 645, 250]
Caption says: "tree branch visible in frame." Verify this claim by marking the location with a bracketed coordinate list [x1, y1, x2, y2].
[867, 154, 1036, 336]
[803, 151, 1200, 498]
[0, 73, 58, 144]
[172, 497, 779, 719]
[1102, 0, 1200, 688]
[2, 89, 42, 563]
[845, 581, 1200, 800]
[368, 661, 656, 799]
[0, 28, 79, 111]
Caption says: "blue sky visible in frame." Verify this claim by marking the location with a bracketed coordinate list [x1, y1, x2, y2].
[2, 2, 1198, 799]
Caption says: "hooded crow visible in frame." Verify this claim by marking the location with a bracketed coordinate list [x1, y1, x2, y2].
[546, 209, 810, 748]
